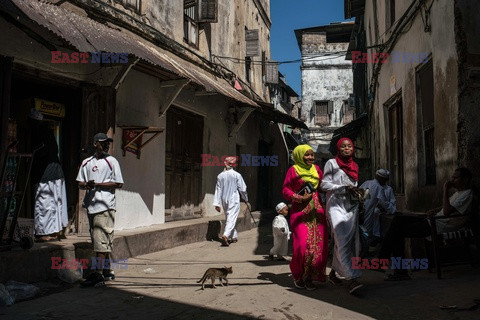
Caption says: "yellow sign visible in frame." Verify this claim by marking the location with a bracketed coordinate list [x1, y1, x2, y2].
[34, 98, 65, 118]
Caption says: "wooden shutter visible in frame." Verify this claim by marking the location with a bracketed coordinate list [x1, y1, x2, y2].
[245, 29, 260, 57]
[265, 61, 278, 84]
[327, 100, 333, 114]
[197, 0, 218, 23]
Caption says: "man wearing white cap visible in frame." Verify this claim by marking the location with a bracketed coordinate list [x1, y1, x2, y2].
[213, 156, 248, 246]
[269, 202, 291, 261]
[360, 169, 397, 244]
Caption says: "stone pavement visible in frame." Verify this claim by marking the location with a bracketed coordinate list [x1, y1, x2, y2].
[1, 218, 479, 320]
[0, 204, 255, 283]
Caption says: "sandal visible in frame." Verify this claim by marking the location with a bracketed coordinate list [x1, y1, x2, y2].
[35, 236, 57, 242]
[220, 236, 230, 247]
[228, 238, 238, 244]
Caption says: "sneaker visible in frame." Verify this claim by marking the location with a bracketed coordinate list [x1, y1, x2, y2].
[328, 271, 342, 286]
[103, 269, 115, 281]
[81, 272, 105, 288]
[305, 280, 316, 291]
[348, 279, 364, 294]
[293, 279, 306, 289]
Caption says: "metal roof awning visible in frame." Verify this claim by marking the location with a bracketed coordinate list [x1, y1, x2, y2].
[283, 132, 299, 150]
[329, 114, 367, 154]
[5, 0, 258, 107]
[256, 102, 308, 130]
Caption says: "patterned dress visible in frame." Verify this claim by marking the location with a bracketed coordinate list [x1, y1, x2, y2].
[282, 165, 328, 282]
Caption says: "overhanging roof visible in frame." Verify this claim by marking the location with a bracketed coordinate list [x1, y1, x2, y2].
[294, 22, 354, 50]
[256, 102, 308, 130]
[329, 114, 367, 154]
[4, 0, 258, 107]
[344, 0, 366, 19]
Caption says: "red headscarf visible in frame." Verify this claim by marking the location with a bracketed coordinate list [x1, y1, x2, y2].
[335, 137, 358, 181]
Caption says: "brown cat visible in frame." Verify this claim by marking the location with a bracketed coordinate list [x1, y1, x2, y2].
[197, 266, 233, 290]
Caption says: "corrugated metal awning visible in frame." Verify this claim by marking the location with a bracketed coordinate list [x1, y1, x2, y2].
[257, 102, 308, 130]
[7, 0, 258, 107]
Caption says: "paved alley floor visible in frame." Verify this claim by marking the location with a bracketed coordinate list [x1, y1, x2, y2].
[1, 227, 479, 320]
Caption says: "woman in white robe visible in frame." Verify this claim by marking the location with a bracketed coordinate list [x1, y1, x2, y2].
[321, 137, 363, 294]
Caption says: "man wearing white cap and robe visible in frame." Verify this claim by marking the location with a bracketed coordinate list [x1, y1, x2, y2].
[359, 169, 397, 243]
[213, 156, 248, 246]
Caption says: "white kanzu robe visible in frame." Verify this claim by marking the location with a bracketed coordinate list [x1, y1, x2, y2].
[213, 169, 248, 239]
[270, 214, 290, 256]
[34, 178, 68, 236]
[321, 159, 362, 280]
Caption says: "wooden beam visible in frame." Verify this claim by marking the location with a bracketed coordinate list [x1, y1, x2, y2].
[159, 79, 191, 116]
[229, 107, 254, 137]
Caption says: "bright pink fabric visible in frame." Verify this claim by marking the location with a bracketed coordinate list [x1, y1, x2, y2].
[282, 165, 328, 282]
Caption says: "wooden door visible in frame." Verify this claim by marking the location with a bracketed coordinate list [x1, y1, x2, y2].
[165, 106, 203, 220]
[77, 86, 116, 233]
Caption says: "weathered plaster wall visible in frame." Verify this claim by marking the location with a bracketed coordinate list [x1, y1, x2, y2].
[365, 0, 460, 211]
[115, 69, 166, 230]
[456, 0, 480, 188]
[300, 32, 352, 155]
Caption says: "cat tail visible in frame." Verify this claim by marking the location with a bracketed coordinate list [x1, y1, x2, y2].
[197, 271, 207, 283]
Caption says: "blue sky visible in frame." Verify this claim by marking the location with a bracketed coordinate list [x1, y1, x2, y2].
[270, 1, 347, 97]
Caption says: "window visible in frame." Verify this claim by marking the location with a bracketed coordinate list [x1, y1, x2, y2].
[314, 100, 332, 126]
[416, 59, 436, 185]
[386, 0, 396, 30]
[341, 99, 355, 124]
[386, 94, 404, 193]
[245, 56, 252, 83]
[184, 0, 198, 46]
[245, 29, 260, 57]
[114, 0, 141, 13]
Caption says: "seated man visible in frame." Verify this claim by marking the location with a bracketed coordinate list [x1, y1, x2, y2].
[360, 169, 397, 245]
[378, 167, 473, 280]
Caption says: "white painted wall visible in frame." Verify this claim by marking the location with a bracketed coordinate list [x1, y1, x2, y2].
[114, 69, 166, 230]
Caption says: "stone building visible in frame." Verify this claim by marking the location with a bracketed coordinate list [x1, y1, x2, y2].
[294, 23, 355, 160]
[0, 0, 300, 232]
[345, 0, 480, 210]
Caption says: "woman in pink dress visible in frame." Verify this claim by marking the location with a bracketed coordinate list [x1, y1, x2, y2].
[282, 144, 328, 290]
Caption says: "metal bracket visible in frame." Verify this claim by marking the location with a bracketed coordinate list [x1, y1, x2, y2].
[158, 79, 191, 117]
[111, 57, 139, 90]
[228, 107, 254, 138]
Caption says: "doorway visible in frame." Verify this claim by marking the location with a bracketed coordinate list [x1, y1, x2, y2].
[165, 106, 203, 220]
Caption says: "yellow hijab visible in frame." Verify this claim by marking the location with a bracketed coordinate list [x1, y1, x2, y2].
[292, 144, 319, 189]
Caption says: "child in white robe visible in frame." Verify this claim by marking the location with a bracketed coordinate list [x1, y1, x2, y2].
[269, 202, 291, 261]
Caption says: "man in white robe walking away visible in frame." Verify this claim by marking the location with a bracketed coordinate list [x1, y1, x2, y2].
[213, 156, 248, 247]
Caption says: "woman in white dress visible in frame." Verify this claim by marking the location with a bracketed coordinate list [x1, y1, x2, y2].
[321, 137, 363, 294]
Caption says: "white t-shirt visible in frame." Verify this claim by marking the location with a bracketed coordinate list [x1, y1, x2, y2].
[435, 189, 472, 233]
[76, 155, 124, 214]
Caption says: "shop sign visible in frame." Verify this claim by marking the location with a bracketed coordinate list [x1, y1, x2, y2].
[34, 98, 65, 118]
[123, 129, 143, 157]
